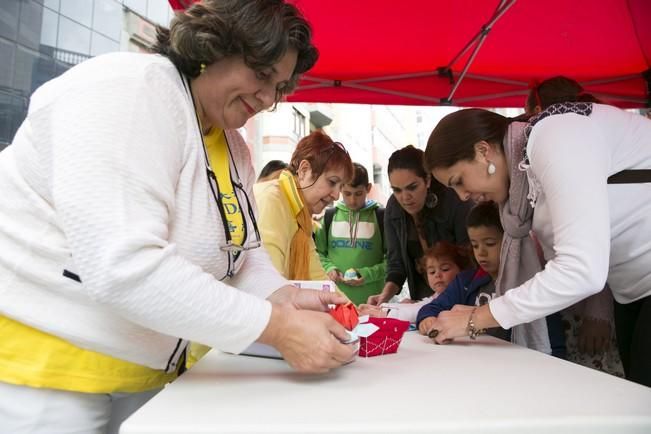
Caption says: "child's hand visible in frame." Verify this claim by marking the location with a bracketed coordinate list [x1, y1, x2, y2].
[327, 269, 343, 282]
[357, 304, 387, 318]
[344, 276, 365, 286]
[418, 317, 437, 336]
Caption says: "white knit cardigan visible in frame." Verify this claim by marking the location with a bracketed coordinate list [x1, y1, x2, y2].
[0, 52, 288, 371]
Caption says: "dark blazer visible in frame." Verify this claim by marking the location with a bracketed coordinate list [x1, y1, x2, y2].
[384, 187, 472, 300]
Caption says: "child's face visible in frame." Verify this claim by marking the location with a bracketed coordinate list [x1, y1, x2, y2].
[425, 256, 460, 294]
[341, 184, 370, 211]
[467, 225, 503, 277]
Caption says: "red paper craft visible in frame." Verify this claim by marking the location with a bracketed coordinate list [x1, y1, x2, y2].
[358, 317, 410, 357]
[329, 303, 359, 331]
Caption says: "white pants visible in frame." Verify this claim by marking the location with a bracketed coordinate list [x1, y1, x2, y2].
[0, 381, 162, 434]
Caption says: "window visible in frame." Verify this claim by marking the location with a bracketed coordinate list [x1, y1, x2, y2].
[292, 107, 305, 138]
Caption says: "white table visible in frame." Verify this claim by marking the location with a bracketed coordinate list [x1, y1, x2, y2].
[121, 332, 651, 434]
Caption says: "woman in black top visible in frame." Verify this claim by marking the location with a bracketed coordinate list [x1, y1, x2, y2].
[367, 146, 472, 303]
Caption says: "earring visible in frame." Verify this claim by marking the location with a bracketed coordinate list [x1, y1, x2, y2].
[425, 191, 438, 209]
[487, 162, 496, 175]
[199, 63, 206, 74]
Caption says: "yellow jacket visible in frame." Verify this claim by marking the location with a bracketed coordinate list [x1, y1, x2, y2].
[254, 179, 327, 281]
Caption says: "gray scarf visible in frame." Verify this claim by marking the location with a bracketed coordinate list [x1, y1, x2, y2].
[497, 121, 551, 354]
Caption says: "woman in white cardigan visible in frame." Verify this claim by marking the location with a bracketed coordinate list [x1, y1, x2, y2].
[423, 104, 651, 387]
[0, 1, 355, 432]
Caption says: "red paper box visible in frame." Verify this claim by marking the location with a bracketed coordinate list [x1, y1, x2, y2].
[358, 317, 410, 357]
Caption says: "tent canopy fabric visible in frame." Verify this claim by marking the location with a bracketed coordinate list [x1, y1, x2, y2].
[169, 0, 651, 108]
[286, 0, 650, 108]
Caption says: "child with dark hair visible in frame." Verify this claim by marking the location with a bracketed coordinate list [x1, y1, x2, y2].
[417, 202, 511, 341]
[358, 240, 471, 323]
[315, 163, 386, 304]
[417, 202, 566, 356]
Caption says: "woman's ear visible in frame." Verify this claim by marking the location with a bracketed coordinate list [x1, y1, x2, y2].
[474, 141, 497, 162]
[297, 159, 312, 183]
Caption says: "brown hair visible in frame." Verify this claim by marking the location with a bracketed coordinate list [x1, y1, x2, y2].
[424, 109, 513, 172]
[526, 76, 601, 114]
[466, 201, 503, 232]
[417, 241, 472, 275]
[348, 162, 369, 188]
[289, 131, 354, 183]
[153, 0, 318, 99]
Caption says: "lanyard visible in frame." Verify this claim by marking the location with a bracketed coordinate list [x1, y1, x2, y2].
[176, 68, 262, 278]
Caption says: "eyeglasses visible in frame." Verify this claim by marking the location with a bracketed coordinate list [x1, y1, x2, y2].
[331, 141, 348, 155]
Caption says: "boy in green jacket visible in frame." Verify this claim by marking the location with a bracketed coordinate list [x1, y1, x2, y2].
[315, 163, 386, 305]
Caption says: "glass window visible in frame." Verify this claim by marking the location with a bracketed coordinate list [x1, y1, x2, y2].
[0, 39, 15, 88]
[18, 0, 43, 51]
[146, 0, 171, 26]
[91, 31, 119, 56]
[0, 0, 20, 40]
[93, 0, 122, 41]
[39, 7, 58, 50]
[0, 91, 29, 148]
[58, 15, 91, 56]
[43, 0, 60, 12]
[124, 0, 147, 17]
[13, 46, 37, 94]
[60, 0, 92, 27]
[292, 108, 306, 138]
[14, 46, 55, 94]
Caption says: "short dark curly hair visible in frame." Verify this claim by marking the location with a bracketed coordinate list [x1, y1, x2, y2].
[153, 0, 318, 99]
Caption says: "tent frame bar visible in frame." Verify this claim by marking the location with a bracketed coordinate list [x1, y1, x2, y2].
[444, 0, 516, 103]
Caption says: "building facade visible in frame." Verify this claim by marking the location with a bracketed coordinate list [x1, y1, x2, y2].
[0, 0, 173, 150]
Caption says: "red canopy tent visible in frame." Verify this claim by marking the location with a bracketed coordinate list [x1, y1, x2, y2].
[170, 0, 651, 108]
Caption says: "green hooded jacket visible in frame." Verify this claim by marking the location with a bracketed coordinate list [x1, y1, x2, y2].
[314, 200, 386, 304]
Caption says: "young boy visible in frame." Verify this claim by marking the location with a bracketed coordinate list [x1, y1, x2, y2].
[416, 201, 510, 341]
[315, 163, 385, 305]
[416, 202, 567, 357]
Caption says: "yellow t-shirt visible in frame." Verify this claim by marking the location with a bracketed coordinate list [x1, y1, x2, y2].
[204, 128, 244, 247]
[0, 315, 177, 393]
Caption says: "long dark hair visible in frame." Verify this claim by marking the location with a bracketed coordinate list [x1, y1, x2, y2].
[388, 145, 444, 237]
[153, 0, 318, 99]
[424, 109, 530, 172]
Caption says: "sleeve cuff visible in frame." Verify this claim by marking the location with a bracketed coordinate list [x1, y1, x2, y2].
[488, 297, 517, 330]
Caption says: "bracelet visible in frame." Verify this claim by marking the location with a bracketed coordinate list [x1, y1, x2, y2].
[466, 307, 486, 340]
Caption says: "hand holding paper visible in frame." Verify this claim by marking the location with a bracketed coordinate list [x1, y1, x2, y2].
[258, 304, 356, 373]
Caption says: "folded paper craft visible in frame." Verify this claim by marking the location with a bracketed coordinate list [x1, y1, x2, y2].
[329, 303, 359, 331]
[355, 316, 410, 357]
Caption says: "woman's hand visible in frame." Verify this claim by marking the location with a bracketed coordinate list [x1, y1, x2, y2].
[418, 316, 437, 335]
[367, 282, 399, 305]
[259, 304, 357, 373]
[429, 304, 499, 344]
[268, 285, 349, 312]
